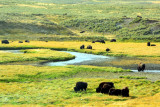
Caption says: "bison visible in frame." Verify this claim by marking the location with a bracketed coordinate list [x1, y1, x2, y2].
[121, 87, 129, 97]
[109, 88, 122, 96]
[109, 87, 129, 97]
[87, 45, 92, 49]
[74, 82, 88, 92]
[101, 84, 113, 94]
[96, 82, 114, 93]
[137, 63, 145, 72]
[147, 42, 150, 46]
[80, 45, 85, 49]
[25, 40, 30, 43]
[19, 41, 23, 43]
[95, 40, 105, 44]
[151, 44, 156, 46]
[1, 40, 9, 44]
[110, 39, 116, 42]
[106, 48, 110, 52]
[80, 31, 85, 33]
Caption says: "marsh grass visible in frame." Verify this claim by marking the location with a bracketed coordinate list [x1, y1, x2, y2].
[0, 49, 75, 64]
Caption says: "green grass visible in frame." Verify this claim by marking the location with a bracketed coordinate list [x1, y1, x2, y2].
[0, 65, 159, 106]
[0, 49, 75, 64]
[119, 76, 147, 79]
[0, 0, 160, 41]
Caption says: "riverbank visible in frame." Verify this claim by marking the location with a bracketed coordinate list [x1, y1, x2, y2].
[1, 41, 160, 70]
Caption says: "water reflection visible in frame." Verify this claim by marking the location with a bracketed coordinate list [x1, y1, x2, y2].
[42, 51, 113, 66]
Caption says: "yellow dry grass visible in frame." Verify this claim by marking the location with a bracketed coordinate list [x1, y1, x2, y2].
[2, 41, 160, 57]
[149, 1, 160, 4]
[17, 4, 47, 9]
[107, 92, 160, 107]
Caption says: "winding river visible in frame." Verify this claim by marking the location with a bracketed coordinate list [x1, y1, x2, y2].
[1, 50, 160, 72]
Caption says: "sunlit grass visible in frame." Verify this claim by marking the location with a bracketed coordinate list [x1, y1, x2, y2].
[0, 65, 159, 106]
[1, 41, 160, 57]
[0, 49, 75, 63]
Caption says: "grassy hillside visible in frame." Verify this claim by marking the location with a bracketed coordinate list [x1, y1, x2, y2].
[0, 0, 160, 41]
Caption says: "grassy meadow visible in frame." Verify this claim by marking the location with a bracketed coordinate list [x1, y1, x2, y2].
[1, 41, 160, 57]
[0, 41, 160, 106]
[0, 65, 160, 106]
[0, 0, 160, 106]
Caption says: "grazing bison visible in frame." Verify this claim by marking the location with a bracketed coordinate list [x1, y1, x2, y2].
[92, 41, 95, 43]
[19, 41, 23, 43]
[25, 40, 30, 43]
[109, 88, 122, 96]
[100, 40, 105, 44]
[121, 87, 129, 97]
[87, 45, 92, 49]
[80, 31, 85, 33]
[110, 39, 116, 42]
[147, 42, 150, 46]
[95, 40, 105, 44]
[1, 40, 9, 44]
[151, 44, 156, 46]
[106, 48, 110, 52]
[96, 82, 114, 93]
[101, 84, 112, 94]
[80, 45, 85, 49]
[74, 82, 88, 92]
[137, 63, 145, 72]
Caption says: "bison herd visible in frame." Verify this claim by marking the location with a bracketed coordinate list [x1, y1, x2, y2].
[1, 40, 30, 44]
[74, 81, 129, 97]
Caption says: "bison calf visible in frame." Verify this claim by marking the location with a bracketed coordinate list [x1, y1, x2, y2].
[74, 82, 88, 92]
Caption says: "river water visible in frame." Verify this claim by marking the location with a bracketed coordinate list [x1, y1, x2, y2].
[1, 50, 160, 72]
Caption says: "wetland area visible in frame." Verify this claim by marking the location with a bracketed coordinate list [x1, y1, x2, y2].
[2, 49, 160, 82]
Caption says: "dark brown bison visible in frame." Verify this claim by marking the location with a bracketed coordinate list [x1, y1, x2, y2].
[110, 39, 116, 42]
[95, 40, 105, 44]
[1, 40, 9, 44]
[151, 44, 156, 46]
[109, 88, 122, 96]
[80, 31, 85, 33]
[101, 84, 112, 94]
[147, 42, 150, 46]
[96, 82, 114, 93]
[92, 41, 95, 43]
[25, 40, 30, 43]
[74, 82, 88, 92]
[19, 41, 23, 43]
[121, 87, 129, 97]
[106, 48, 110, 52]
[137, 63, 145, 72]
[87, 45, 92, 49]
[80, 45, 85, 49]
